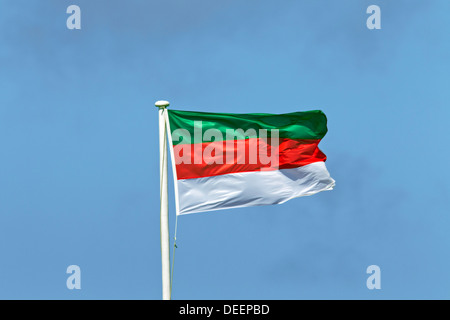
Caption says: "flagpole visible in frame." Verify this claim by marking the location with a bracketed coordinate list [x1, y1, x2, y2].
[156, 100, 171, 300]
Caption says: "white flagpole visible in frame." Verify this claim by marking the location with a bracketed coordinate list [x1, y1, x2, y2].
[156, 100, 171, 300]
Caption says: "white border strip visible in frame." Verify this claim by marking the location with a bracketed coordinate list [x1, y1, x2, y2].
[164, 110, 180, 216]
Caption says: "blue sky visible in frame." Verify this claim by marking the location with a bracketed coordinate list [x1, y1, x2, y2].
[0, 0, 449, 299]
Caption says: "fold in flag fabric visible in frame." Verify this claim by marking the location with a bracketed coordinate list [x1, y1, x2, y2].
[166, 109, 335, 215]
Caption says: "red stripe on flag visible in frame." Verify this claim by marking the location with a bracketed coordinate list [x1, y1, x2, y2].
[173, 138, 327, 180]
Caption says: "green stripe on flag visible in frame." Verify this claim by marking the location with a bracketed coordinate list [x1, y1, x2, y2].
[168, 109, 328, 145]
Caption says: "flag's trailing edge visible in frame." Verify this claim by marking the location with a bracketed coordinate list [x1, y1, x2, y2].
[165, 109, 335, 215]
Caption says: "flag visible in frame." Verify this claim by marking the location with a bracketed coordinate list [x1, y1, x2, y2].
[166, 109, 335, 215]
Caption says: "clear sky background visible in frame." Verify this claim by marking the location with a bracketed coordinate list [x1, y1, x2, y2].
[0, 0, 449, 299]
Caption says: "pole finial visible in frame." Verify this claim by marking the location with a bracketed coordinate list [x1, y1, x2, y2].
[155, 100, 170, 109]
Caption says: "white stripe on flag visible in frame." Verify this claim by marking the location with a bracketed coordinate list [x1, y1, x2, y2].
[176, 161, 335, 215]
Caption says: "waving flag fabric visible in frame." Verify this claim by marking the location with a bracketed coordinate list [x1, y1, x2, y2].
[166, 109, 335, 215]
